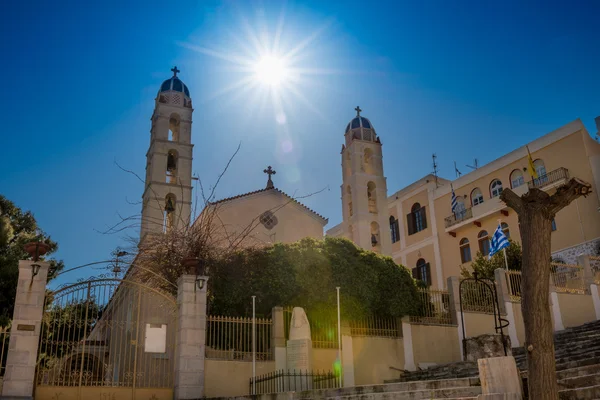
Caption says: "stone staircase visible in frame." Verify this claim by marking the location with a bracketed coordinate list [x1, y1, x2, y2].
[385, 319, 600, 399]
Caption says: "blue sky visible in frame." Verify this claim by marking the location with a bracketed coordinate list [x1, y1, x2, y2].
[1, 0, 599, 285]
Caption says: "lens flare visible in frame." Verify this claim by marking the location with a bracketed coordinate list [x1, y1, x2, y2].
[254, 55, 288, 86]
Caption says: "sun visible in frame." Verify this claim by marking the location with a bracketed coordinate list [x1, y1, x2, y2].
[254, 55, 288, 87]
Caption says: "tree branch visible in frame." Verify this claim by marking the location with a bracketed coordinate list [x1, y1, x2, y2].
[547, 177, 592, 216]
[500, 188, 524, 214]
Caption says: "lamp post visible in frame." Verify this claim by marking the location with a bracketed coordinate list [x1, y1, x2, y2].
[336, 286, 342, 387]
[252, 295, 256, 395]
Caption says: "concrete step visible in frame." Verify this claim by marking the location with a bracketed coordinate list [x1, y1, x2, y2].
[295, 378, 481, 399]
[557, 364, 600, 381]
[559, 372, 600, 390]
[321, 386, 482, 400]
[559, 384, 600, 400]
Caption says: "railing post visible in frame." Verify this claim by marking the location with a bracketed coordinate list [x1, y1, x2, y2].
[401, 316, 416, 371]
[271, 306, 286, 371]
[340, 321, 355, 387]
[174, 275, 208, 399]
[447, 276, 465, 360]
[579, 254, 600, 319]
[494, 268, 520, 347]
[1, 260, 49, 399]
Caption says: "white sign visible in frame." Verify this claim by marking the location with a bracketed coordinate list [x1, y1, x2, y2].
[144, 323, 167, 353]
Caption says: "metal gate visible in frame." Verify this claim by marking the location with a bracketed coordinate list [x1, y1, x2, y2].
[35, 278, 177, 400]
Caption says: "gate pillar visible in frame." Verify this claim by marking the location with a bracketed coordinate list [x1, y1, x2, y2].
[174, 275, 208, 400]
[1, 260, 49, 399]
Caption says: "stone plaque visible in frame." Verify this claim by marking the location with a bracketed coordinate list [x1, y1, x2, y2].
[17, 324, 35, 331]
[286, 338, 313, 371]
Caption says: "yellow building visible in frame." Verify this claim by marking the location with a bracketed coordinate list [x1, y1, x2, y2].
[328, 113, 600, 289]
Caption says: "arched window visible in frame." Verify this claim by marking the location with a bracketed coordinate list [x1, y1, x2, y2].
[490, 179, 503, 198]
[367, 182, 377, 213]
[163, 194, 176, 232]
[510, 169, 524, 189]
[501, 222, 510, 238]
[460, 238, 472, 263]
[346, 186, 353, 217]
[166, 150, 178, 183]
[408, 203, 427, 235]
[533, 159, 548, 185]
[478, 230, 490, 257]
[168, 114, 180, 142]
[364, 148, 374, 174]
[389, 216, 400, 243]
[412, 258, 431, 287]
[471, 188, 484, 206]
[370, 221, 380, 249]
[533, 159, 546, 178]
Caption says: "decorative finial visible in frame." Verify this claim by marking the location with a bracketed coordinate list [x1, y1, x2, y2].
[263, 166, 277, 189]
[171, 66, 180, 77]
[355, 106, 362, 117]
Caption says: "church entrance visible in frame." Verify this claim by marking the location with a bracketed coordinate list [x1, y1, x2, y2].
[34, 278, 177, 400]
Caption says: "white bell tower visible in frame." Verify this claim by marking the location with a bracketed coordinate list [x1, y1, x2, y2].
[340, 107, 391, 255]
[140, 67, 194, 239]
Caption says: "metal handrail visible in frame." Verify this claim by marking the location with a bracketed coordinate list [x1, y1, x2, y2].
[444, 207, 473, 228]
[527, 167, 569, 189]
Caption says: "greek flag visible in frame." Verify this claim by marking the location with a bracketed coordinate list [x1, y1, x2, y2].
[451, 185, 458, 214]
[489, 223, 509, 258]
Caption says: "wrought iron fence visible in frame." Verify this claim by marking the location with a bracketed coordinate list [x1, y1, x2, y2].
[249, 369, 340, 395]
[591, 256, 600, 285]
[1, 325, 9, 378]
[283, 307, 338, 349]
[409, 288, 452, 325]
[460, 279, 495, 313]
[527, 167, 569, 189]
[205, 315, 273, 360]
[505, 270, 522, 302]
[551, 262, 586, 294]
[349, 317, 400, 338]
[444, 207, 473, 228]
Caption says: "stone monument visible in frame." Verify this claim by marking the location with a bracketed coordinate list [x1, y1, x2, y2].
[286, 307, 313, 389]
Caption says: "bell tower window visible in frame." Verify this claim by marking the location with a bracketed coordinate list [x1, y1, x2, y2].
[166, 150, 178, 183]
[163, 194, 177, 232]
[346, 186, 353, 217]
[168, 115, 180, 142]
[364, 148, 374, 174]
[367, 182, 377, 213]
[370, 221, 380, 249]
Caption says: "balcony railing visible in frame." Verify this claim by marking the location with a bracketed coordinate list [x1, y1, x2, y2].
[444, 207, 473, 229]
[527, 167, 569, 190]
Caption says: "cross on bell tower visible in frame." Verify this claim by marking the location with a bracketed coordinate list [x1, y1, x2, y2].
[171, 66, 180, 77]
[355, 106, 362, 117]
[264, 166, 276, 189]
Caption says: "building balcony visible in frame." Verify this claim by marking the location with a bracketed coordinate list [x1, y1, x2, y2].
[445, 184, 529, 233]
[527, 167, 569, 190]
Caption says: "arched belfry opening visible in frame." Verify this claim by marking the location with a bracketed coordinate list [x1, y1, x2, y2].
[168, 114, 180, 141]
[163, 194, 177, 232]
[166, 150, 178, 183]
[367, 181, 377, 213]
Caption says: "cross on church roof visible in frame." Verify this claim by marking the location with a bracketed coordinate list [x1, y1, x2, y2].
[171, 66, 180, 77]
[264, 166, 276, 189]
[355, 106, 362, 116]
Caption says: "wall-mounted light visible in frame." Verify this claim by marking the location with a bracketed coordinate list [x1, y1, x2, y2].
[196, 277, 206, 290]
[31, 263, 41, 277]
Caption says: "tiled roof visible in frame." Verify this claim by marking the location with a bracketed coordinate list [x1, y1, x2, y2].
[209, 187, 328, 223]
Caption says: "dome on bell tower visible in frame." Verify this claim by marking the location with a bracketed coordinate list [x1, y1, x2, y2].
[345, 106, 378, 143]
[157, 66, 192, 108]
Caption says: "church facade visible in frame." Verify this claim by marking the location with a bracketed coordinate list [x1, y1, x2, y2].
[140, 67, 600, 291]
[328, 111, 600, 289]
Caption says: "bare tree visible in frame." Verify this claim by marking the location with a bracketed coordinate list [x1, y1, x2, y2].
[500, 178, 592, 400]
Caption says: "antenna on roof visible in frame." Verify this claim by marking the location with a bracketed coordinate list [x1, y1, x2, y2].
[454, 161, 462, 178]
[432, 154, 439, 187]
[466, 158, 479, 171]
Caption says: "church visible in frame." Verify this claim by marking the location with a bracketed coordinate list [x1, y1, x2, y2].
[141, 67, 600, 289]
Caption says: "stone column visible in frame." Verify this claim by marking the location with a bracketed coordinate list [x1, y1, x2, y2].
[271, 306, 286, 371]
[340, 321, 355, 387]
[174, 275, 208, 400]
[578, 254, 600, 319]
[549, 280, 565, 332]
[1, 260, 49, 399]
[400, 316, 416, 371]
[447, 276, 465, 360]
[494, 269, 520, 347]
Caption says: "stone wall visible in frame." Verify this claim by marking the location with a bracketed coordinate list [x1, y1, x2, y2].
[552, 238, 600, 264]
